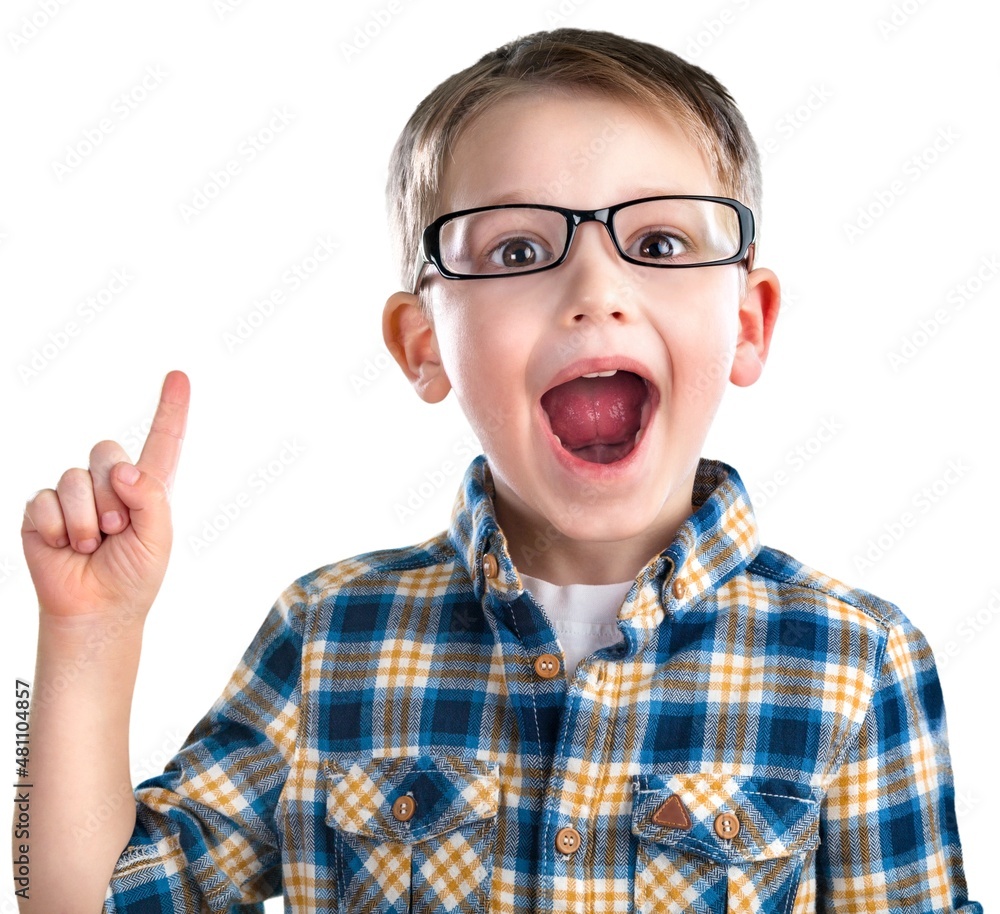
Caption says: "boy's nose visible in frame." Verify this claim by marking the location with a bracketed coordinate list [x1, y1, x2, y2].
[557, 221, 635, 322]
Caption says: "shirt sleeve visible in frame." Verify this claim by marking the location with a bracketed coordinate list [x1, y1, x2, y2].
[102, 581, 308, 912]
[816, 614, 982, 913]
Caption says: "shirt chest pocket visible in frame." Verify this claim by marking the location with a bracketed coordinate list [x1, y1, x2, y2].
[324, 755, 500, 914]
[631, 774, 821, 914]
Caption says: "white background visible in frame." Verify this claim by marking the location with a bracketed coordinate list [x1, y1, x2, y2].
[2, 0, 996, 908]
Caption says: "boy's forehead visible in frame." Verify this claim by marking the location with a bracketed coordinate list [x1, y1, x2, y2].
[436, 87, 720, 215]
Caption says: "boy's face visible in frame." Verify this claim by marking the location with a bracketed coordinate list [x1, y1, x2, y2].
[384, 89, 779, 583]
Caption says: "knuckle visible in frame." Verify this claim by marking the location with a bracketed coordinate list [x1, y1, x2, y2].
[58, 467, 90, 490]
[24, 488, 49, 509]
[30, 511, 65, 540]
[90, 439, 124, 464]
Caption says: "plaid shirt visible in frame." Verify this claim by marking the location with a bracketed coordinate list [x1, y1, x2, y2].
[105, 455, 980, 913]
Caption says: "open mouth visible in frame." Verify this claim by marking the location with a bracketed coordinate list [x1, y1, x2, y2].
[540, 369, 654, 465]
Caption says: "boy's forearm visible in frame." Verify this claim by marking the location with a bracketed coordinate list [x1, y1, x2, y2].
[14, 617, 144, 913]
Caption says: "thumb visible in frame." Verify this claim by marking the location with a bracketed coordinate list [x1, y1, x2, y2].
[109, 461, 173, 551]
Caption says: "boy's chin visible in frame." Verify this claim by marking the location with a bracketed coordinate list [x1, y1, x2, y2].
[515, 468, 664, 528]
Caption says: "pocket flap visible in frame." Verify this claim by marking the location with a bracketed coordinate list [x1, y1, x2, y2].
[632, 773, 820, 864]
[324, 754, 500, 845]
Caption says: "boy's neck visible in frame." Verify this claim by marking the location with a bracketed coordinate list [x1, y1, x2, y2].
[492, 481, 696, 587]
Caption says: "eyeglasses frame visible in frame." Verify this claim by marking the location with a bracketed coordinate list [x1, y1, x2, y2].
[413, 194, 756, 293]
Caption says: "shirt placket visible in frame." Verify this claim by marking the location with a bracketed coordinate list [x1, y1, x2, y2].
[484, 559, 672, 911]
[473, 511, 682, 913]
[535, 568, 674, 912]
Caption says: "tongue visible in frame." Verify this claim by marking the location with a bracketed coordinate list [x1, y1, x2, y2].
[541, 371, 646, 449]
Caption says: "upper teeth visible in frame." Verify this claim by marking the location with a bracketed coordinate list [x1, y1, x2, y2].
[582, 370, 618, 378]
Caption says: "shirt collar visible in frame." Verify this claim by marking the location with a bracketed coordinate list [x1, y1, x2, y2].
[447, 454, 760, 624]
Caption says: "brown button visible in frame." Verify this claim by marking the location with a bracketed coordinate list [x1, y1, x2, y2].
[534, 653, 561, 679]
[672, 578, 687, 599]
[555, 826, 581, 855]
[391, 795, 415, 822]
[483, 553, 498, 579]
[714, 811, 739, 840]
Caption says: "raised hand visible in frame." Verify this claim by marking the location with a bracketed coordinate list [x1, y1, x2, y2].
[21, 370, 190, 625]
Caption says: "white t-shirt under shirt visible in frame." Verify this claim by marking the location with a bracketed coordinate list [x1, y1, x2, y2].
[519, 572, 632, 676]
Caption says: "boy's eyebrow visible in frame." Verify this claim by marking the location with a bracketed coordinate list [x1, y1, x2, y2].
[456, 189, 553, 207]
[488, 190, 543, 206]
[469, 185, 702, 208]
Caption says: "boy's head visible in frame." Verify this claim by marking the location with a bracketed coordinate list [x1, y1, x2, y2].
[386, 28, 763, 300]
[382, 28, 780, 584]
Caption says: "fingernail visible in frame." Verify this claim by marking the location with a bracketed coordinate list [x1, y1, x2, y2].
[77, 538, 99, 553]
[101, 511, 123, 531]
[55, 536, 69, 548]
[119, 464, 140, 485]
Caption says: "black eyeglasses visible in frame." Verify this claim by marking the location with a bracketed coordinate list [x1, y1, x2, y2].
[413, 195, 755, 292]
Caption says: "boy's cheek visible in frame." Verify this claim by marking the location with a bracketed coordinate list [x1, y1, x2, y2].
[677, 340, 738, 409]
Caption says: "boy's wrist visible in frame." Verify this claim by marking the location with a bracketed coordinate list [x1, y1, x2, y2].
[37, 607, 147, 657]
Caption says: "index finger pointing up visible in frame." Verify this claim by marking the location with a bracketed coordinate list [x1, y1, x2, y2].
[136, 370, 191, 493]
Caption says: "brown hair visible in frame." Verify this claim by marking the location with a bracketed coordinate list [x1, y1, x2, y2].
[386, 28, 761, 297]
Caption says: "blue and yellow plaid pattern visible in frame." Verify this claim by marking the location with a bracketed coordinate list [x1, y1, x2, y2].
[104, 455, 980, 912]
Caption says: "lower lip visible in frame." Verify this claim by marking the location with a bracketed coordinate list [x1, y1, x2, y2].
[537, 382, 659, 480]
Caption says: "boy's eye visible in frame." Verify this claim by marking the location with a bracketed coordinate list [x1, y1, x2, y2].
[486, 236, 553, 271]
[628, 229, 689, 262]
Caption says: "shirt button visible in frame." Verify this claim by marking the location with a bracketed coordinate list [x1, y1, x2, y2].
[391, 795, 416, 822]
[534, 653, 561, 679]
[555, 826, 581, 855]
[672, 578, 687, 599]
[482, 553, 498, 579]
[714, 811, 740, 840]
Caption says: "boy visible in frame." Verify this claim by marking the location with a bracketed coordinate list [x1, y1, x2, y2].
[16, 27, 980, 913]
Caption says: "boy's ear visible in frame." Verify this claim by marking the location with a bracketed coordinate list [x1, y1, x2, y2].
[729, 267, 781, 387]
[382, 291, 452, 403]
